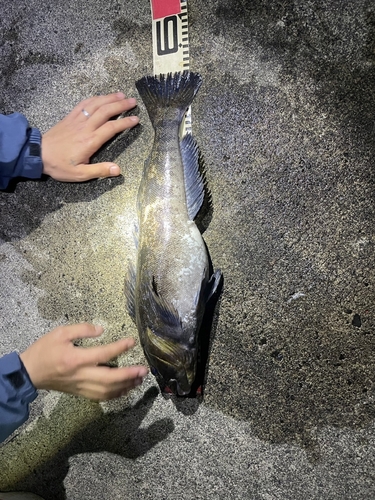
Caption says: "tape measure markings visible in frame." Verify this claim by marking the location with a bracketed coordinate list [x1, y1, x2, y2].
[179, 2, 189, 68]
[150, 0, 192, 135]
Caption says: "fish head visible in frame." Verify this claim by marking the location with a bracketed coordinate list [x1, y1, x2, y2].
[139, 277, 202, 395]
[145, 325, 197, 396]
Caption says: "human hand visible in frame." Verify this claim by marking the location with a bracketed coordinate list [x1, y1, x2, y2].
[20, 323, 148, 401]
[41, 93, 139, 182]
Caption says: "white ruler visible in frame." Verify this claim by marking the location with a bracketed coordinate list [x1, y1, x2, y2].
[150, 0, 192, 136]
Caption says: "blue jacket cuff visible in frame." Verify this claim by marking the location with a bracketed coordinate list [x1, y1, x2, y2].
[0, 112, 43, 189]
[0, 352, 37, 405]
[17, 127, 43, 180]
[0, 352, 38, 443]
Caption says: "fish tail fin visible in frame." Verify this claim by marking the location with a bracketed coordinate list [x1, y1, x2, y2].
[135, 71, 202, 126]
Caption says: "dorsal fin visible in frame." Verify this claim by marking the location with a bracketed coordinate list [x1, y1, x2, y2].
[180, 134, 205, 220]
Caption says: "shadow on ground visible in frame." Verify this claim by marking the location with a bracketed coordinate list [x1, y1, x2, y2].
[7, 387, 173, 500]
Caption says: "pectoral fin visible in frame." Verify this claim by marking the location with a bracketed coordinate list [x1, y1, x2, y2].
[143, 277, 183, 340]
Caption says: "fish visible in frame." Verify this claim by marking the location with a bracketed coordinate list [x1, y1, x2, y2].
[125, 71, 221, 396]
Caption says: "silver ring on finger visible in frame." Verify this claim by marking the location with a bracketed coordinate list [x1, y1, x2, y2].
[81, 109, 90, 117]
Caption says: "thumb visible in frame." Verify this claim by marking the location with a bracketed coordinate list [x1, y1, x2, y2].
[75, 162, 121, 181]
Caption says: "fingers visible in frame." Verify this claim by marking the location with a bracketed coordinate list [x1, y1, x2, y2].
[41, 92, 139, 184]
[71, 92, 128, 119]
[79, 337, 136, 366]
[58, 324, 139, 366]
[94, 365, 149, 385]
[67, 162, 121, 182]
[61, 323, 103, 342]
[93, 115, 139, 147]
[72, 93, 138, 130]
[84, 365, 149, 400]
[44, 162, 121, 183]
[78, 95, 139, 166]
[88, 97, 138, 129]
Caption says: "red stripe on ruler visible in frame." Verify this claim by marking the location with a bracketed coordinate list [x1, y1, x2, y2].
[151, 0, 181, 20]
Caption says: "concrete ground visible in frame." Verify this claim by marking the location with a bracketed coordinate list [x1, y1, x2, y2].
[1, 0, 375, 498]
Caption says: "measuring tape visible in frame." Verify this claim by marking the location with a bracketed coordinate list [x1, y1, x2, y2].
[150, 0, 192, 136]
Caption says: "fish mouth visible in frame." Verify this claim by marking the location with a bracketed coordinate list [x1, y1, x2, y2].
[148, 352, 195, 396]
[145, 336, 196, 396]
[167, 378, 192, 396]
[157, 380, 191, 396]
[144, 326, 197, 395]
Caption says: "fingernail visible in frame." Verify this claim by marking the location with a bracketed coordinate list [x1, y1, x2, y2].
[134, 378, 143, 387]
[110, 164, 120, 176]
[117, 92, 125, 99]
[127, 97, 137, 106]
[94, 325, 104, 335]
[129, 116, 139, 123]
[139, 367, 148, 377]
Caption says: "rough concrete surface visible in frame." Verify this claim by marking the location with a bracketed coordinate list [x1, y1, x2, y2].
[1, 0, 375, 498]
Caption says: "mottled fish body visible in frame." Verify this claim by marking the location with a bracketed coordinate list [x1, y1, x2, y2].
[126, 71, 221, 395]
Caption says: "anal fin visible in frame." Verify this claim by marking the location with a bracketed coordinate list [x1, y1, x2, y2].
[204, 269, 222, 303]
[124, 262, 137, 323]
[180, 134, 205, 220]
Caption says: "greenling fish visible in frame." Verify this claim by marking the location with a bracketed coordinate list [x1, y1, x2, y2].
[125, 71, 221, 396]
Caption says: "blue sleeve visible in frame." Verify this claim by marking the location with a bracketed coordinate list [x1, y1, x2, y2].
[0, 352, 38, 443]
[0, 113, 43, 190]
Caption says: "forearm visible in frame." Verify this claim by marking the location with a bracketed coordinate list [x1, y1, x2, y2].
[0, 113, 43, 190]
[0, 352, 38, 443]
